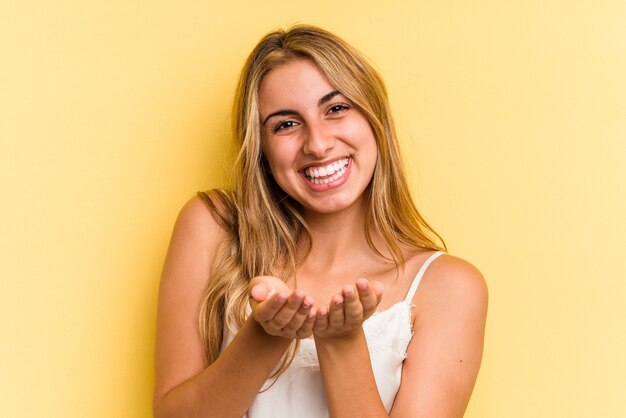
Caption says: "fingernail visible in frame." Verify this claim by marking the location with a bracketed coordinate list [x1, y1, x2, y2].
[356, 279, 368, 290]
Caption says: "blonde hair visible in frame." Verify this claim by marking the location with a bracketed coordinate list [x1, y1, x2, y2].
[198, 24, 445, 371]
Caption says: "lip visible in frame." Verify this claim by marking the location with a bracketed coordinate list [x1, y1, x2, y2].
[299, 157, 352, 192]
[298, 155, 351, 171]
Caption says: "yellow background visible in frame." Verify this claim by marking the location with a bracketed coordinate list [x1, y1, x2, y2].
[2, 1, 625, 417]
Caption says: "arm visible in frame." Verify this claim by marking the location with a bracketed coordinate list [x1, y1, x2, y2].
[390, 255, 488, 418]
[153, 197, 313, 418]
[314, 280, 389, 418]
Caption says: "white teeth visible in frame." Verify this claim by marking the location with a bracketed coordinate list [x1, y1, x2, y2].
[311, 173, 341, 185]
[304, 158, 349, 180]
[312, 171, 343, 185]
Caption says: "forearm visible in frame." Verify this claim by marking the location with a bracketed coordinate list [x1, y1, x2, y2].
[154, 317, 291, 418]
[315, 329, 389, 418]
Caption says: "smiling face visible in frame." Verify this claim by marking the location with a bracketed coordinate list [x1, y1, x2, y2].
[258, 59, 378, 217]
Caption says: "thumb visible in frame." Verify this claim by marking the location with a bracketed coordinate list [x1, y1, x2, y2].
[250, 281, 270, 302]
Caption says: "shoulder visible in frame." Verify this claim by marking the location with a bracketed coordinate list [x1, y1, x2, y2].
[413, 253, 488, 322]
[161, 192, 231, 288]
[180, 190, 232, 228]
[426, 253, 487, 295]
[172, 191, 232, 247]
[176, 194, 218, 231]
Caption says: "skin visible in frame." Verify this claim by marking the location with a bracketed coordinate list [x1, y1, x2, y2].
[259, 59, 378, 217]
[153, 58, 488, 418]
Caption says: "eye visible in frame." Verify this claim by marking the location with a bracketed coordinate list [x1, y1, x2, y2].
[327, 103, 350, 115]
[273, 120, 298, 133]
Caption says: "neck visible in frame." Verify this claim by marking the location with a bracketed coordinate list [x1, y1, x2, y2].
[300, 199, 385, 269]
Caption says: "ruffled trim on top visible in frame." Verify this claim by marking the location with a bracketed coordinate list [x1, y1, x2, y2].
[290, 301, 414, 370]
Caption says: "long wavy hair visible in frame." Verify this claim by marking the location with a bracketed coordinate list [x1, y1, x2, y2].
[198, 25, 446, 373]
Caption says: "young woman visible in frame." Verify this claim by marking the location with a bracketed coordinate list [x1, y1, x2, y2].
[154, 25, 488, 418]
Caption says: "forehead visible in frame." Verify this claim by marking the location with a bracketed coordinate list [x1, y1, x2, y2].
[258, 59, 335, 111]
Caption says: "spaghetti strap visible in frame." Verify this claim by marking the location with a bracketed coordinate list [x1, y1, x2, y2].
[404, 251, 445, 302]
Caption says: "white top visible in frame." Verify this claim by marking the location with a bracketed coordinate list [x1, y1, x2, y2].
[224, 251, 444, 418]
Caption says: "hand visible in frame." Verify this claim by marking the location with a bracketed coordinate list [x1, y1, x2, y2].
[248, 276, 316, 340]
[313, 278, 384, 340]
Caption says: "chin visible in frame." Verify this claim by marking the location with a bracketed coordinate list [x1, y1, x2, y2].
[300, 194, 365, 216]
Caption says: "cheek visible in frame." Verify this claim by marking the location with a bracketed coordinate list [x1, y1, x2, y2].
[340, 117, 376, 144]
[263, 148, 286, 173]
[263, 138, 299, 167]
[262, 148, 295, 189]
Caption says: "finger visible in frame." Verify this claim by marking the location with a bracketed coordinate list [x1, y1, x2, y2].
[271, 290, 305, 329]
[342, 285, 363, 326]
[282, 295, 313, 333]
[295, 308, 316, 339]
[313, 305, 329, 333]
[250, 282, 269, 302]
[253, 291, 287, 322]
[371, 280, 384, 301]
[259, 275, 290, 294]
[328, 294, 345, 328]
[249, 275, 282, 302]
[356, 279, 380, 317]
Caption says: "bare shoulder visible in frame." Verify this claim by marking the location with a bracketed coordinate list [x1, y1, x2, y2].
[410, 253, 488, 334]
[158, 191, 230, 320]
[168, 192, 231, 261]
[416, 253, 488, 310]
[175, 193, 227, 240]
[159, 192, 233, 308]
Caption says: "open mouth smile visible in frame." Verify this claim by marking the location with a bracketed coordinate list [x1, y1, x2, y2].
[303, 157, 350, 185]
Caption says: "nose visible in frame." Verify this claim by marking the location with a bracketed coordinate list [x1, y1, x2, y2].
[302, 123, 334, 157]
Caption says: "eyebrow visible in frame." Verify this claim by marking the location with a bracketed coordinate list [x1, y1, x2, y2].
[261, 90, 342, 126]
[318, 90, 341, 106]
